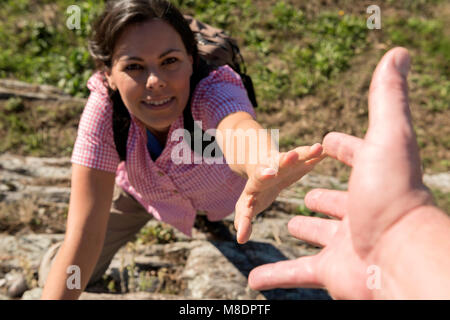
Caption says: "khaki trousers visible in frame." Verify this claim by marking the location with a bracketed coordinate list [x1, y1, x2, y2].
[38, 184, 152, 288]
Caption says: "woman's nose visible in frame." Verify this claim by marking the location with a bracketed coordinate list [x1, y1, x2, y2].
[146, 71, 166, 90]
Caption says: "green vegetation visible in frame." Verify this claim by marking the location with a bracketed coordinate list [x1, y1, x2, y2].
[0, 0, 448, 173]
[0, 0, 103, 97]
[384, 15, 450, 113]
[431, 189, 450, 215]
[137, 223, 177, 245]
[0, 98, 82, 156]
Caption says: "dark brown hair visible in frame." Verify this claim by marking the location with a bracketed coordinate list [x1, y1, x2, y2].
[88, 0, 199, 72]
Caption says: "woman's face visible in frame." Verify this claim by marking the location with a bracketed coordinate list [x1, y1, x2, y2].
[106, 19, 193, 135]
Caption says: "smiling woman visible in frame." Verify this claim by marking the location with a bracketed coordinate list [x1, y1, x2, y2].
[104, 19, 193, 138]
[39, 0, 324, 300]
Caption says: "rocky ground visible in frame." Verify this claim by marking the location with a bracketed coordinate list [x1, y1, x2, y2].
[1, 153, 449, 300]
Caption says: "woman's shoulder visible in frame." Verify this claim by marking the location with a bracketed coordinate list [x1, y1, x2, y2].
[87, 71, 109, 96]
[191, 65, 256, 129]
[83, 71, 112, 117]
[196, 65, 245, 93]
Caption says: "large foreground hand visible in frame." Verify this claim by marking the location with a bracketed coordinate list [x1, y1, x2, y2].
[248, 47, 445, 299]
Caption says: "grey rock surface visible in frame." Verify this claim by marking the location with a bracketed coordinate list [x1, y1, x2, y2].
[21, 288, 43, 300]
[0, 154, 448, 300]
[6, 271, 28, 298]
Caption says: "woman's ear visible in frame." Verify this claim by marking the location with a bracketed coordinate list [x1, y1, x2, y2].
[104, 69, 117, 91]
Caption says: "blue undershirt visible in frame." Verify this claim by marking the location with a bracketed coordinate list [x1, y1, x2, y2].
[146, 128, 163, 161]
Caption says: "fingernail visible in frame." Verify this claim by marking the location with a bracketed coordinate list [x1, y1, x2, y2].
[394, 49, 410, 78]
[262, 167, 277, 176]
[311, 143, 322, 152]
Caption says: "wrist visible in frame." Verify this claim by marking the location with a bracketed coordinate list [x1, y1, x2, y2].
[370, 205, 450, 299]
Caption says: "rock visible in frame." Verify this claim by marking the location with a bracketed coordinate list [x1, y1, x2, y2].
[181, 241, 330, 300]
[1, 153, 448, 300]
[21, 288, 42, 300]
[424, 172, 450, 192]
[0, 293, 10, 300]
[181, 242, 250, 299]
[0, 234, 65, 271]
[6, 272, 28, 298]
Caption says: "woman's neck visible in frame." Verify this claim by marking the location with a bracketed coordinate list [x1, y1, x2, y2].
[147, 127, 169, 147]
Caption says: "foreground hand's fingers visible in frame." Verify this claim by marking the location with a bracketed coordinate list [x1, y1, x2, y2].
[367, 47, 413, 147]
[305, 189, 348, 219]
[322, 132, 363, 167]
[249, 256, 322, 290]
[288, 216, 340, 247]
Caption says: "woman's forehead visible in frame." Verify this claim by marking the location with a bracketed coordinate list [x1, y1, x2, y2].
[113, 19, 187, 60]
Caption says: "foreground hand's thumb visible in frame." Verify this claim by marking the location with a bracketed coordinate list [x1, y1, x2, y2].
[366, 47, 413, 145]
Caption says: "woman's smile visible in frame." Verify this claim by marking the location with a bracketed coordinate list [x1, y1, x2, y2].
[141, 96, 175, 110]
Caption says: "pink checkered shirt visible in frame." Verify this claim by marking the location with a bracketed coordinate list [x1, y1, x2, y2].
[71, 65, 256, 236]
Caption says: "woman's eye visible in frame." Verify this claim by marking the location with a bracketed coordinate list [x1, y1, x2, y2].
[125, 64, 142, 71]
[163, 57, 178, 65]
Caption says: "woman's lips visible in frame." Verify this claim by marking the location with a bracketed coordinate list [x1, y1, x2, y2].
[141, 97, 174, 110]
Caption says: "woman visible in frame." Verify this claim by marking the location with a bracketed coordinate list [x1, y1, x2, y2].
[40, 0, 324, 299]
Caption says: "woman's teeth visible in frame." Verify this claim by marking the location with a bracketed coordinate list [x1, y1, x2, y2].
[144, 97, 173, 106]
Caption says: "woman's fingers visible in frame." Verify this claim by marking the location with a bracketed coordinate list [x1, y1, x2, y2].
[283, 143, 323, 166]
[305, 189, 348, 219]
[288, 216, 340, 247]
[236, 213, 253, 244]
[234, 190, 255, 244]
[322, 132, 363, 167]
[248, 255, 322, 291]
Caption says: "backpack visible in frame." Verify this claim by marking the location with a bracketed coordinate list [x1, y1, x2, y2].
[112, 15, 258, 162]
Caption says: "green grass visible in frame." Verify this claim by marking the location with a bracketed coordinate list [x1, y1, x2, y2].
[0, 0, 448, 174]
[0, 0, 369, 105]
[0, 0, 447, 110]
[431, 189, 450, 215]
[384, 14, 450, 112]
[0, 0, 103, 97]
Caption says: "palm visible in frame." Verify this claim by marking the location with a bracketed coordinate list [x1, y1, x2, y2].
[234, 145, 324, 244]
[313, 217, 372, 299]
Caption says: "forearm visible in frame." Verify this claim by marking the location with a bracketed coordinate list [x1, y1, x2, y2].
[372, 205, 450, 299]
[41, 235, 104, 300]
[219, 117, 278, 179]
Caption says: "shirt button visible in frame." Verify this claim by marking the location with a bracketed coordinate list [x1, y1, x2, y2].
[157, 171, 165, 176]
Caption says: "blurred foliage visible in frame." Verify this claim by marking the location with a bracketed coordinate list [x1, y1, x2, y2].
[0, 0, 104, 97]
[0, 0, 448, 171]
[0, 0, 448, 110]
